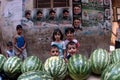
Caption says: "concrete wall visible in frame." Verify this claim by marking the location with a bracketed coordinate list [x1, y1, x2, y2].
[23, 27, 111, 62]
[0, 0, 111, 62]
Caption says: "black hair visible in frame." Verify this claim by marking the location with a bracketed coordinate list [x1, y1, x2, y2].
[51, 44, 59, 50]
[16, 25, 22, 30]
[49, 10, 56, 14]
[7, 41, 13, 47]
[118, 19, 120, 23]
[66, 41, 76, 49]
[52, 28, 63, 41]
[37, 10, 42, 15]
[25, 11, 31, 16]
[63, 9, 69, 14]
[65, 27, 75, 35]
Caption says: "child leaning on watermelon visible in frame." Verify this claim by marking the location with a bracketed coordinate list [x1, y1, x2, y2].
[65, 41, 78, 62]
[49, 44, 60, 56]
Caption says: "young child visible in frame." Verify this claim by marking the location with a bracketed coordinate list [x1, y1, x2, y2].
[64, 27, 80, 58]
[6, 41, 16, 58]
[66, 41, 77, 60]
[51, 28, 66, 58]
[14, 25, 27, 60]
[50, 44, 59, 56]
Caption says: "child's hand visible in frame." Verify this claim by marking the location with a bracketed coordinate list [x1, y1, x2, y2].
[21, 47, 25, 50]
[16, 52, 21, 56]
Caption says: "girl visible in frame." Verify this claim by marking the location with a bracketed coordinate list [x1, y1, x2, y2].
[51, 28, 66, 58]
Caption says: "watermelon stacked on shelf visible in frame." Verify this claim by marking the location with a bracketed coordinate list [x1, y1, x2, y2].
[90, 48, 110, 74]
[17, 71, 53, 80]
[3, 56, 22, 78]
[0, 54, 6, 72]
[21, 56, 43, 73]
[68, 54, 91, 80]
[44, 56, 67, 80]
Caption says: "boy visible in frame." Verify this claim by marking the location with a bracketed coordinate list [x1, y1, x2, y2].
[66, 41, 77, 61]
[50, 45, 59, 56]
[14, 25, 27, 60]
[64, 27, 80, 60]
[6, 41, 16, 58]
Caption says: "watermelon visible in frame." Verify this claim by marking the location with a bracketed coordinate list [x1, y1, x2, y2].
[111, 49, 120, 64]
[21, 56, 43, 73]
[68, 54, 91, 80]
[44, 56, 67, 80]
[17, 71, 53, 80]
[90, 48, 110, 74]
[101, 62, 120, 80]
[3, 56, 22, 78]
[0, 54, 6, 72]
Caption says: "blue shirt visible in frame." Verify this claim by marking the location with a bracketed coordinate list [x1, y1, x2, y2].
[16, 36, 25, 48]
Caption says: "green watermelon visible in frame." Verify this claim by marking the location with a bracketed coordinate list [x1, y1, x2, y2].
[68, 54, 91, 80]
[111, 49, 120, 64]
[3, 56, 22, 78]
[0, 54, 6, 72]
[44, 56, 67, 80]
[90, 48, 110, 74]
[17, 71, 53, 80]
[21, 56, 43, 73]
[101, 62, 120, 80]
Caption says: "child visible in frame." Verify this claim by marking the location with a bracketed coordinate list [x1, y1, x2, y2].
[50, 44, 59, 56]
[14, 25, 27, 60]
[6, 41, 16, 58]
[51, 28, 66, 58]
[64, 27, 80, 58]
[66, 41, 77, 60]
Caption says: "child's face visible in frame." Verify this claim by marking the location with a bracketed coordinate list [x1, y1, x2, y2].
[66, 31, 74, 40]
[67, 44, 77, 55]
[50, 47, 59, 56]
[17, 29, 22, 34]
[54, 32, 61, 41]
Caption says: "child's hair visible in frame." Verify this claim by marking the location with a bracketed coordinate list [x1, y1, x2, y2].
[66, 41, 76, 49]
[16, 25, 22, 30]
[52, 28, 63, 41]
[7, 41, 13, 47]
[51, 44, 59, 49]
[65, 27, 75, 35]
[25, 11, 31, 16]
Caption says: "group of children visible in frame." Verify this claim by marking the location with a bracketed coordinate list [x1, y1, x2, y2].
[50, 27, 80, 62]
[5, 24, 80, 63]
[6, 25, 27, 60]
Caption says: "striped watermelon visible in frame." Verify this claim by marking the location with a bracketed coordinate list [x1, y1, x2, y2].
[3, 56, 22, 78]
[90, 48, 110, 74]
[17, 71, 53, 80]
[21, 56, 42, 73]
[101, 62, 120, 80]
[44, 56, 67, 80]
[111, 49, 120, 64]
[0, 54, 6, 72]
[68, 54, 91, 80]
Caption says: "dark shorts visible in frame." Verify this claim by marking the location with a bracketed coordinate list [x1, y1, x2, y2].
[115, 41, 120, 49]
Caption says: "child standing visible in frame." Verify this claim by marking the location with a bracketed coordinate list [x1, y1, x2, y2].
[64, 27, 80, 58]
[14, 25, 27, 60]
[5, 41, 16, 58]
[51, 28, 66, 58]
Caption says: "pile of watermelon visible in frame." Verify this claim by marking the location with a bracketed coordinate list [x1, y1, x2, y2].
[1, 48, 120, 80]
